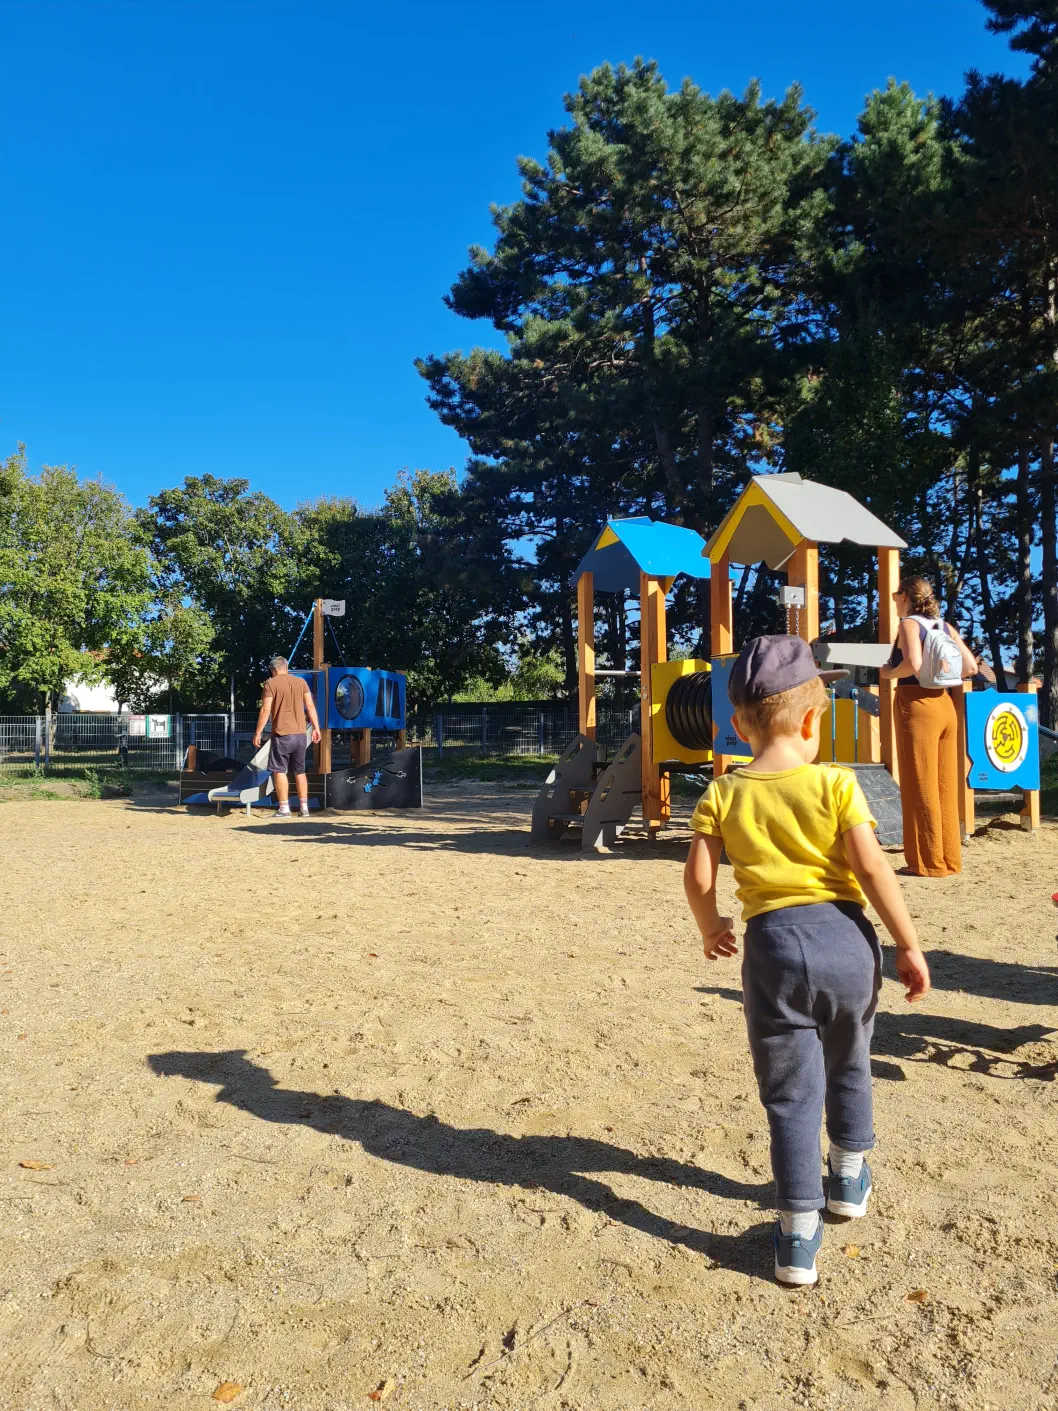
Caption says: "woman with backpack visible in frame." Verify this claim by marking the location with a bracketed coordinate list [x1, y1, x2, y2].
[880, 576, 978, 877]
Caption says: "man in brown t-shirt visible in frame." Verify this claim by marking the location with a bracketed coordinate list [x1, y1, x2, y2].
[252, 657, 322, 817]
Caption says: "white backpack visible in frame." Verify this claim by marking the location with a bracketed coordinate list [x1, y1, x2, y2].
[910, 615, 963, 689]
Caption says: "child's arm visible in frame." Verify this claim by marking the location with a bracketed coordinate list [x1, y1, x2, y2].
[684, 834, 737, 960]
[842, 822, 931, 1002]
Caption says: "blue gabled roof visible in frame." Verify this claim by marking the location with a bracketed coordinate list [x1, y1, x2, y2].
[572, 517, 712, 592]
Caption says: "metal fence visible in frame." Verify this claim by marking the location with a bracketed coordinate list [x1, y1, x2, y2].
[426, 703, 637, 759]
[0, 702, 620, 776]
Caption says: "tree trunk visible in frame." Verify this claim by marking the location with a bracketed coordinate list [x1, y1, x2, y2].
[1040, 437, 1057, 725]
[1015, 437, 1035, 683]
[972, 480, 1007, 684]
[734, 563, 753, 616]
[1042, 270, 1058, 726]
[696, 577, 711, 658]
[692, 270, 715, 524]
[559, 585, 577, 698]
[639, 263, 685, 517]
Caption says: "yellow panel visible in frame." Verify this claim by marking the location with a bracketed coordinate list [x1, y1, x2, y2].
[651, 659, 713, 765]
[833, 697, 857, 763]
[819, 702, 835, 762]
[706, 481, 804, 565]
[594, 525, 620, 550]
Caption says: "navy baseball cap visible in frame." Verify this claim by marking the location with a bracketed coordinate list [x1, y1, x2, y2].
[728, 635, 848, 707]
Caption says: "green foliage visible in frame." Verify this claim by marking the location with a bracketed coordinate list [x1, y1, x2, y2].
[0, 449, 152, 708]
[419, 60, 837, 671]
[292, 470, 522, 703]
[452, 643, 566, 702]
[107, 598, 216, 711]
[983, 0, 1058, 68]
[137, 474, 298, 704]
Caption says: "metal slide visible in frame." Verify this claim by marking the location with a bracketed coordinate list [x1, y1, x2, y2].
[205, 728, 313, 817]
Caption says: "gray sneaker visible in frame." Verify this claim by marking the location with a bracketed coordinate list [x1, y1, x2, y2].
[827, 1158, 872, 1218]
[773, 1216, 823, 1286]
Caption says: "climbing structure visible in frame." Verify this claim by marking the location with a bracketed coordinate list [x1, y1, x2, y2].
[531, 517, 715, 850]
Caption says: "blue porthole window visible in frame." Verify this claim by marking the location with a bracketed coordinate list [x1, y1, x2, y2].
[334, 675, 365, 721]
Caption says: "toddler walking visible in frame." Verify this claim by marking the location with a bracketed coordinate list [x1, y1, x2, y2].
[684, 636, 930, 1285]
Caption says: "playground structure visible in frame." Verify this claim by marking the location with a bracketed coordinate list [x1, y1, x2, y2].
[532, 517, 717, 849]
[532, 474, 1041, 851]
[180, 598, 423, 814]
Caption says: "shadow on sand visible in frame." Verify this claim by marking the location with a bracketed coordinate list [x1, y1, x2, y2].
[696, 956, 1058, 1084]
[148, 1049, 775, 1281]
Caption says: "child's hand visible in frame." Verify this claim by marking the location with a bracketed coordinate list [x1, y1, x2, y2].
[895, 946, 931, 1003]
[703, 918, 737, 961]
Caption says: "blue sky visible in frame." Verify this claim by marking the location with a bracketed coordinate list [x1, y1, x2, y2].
[0, 0, 1027, 512]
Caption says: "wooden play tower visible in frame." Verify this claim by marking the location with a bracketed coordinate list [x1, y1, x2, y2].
[532, 473, 1040, 849]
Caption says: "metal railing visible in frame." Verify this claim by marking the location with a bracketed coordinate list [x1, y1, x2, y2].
[427, 703, 637, 759]
[0, 701, 622, 776]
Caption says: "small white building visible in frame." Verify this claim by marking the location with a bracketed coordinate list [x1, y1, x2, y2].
[58, 677, 122, 713]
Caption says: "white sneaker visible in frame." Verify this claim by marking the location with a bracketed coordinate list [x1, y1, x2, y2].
[299, 806, 310, 817]
[276, 805, 291, 817]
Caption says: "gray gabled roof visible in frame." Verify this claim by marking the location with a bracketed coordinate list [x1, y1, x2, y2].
[705, 473, 906, 570]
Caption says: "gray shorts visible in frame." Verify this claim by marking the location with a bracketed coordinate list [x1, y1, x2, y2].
[268, 732, 307, 775]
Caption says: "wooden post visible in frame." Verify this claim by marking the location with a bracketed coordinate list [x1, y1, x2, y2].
[312, 599, 324, 671]
[710, 551, 734, 777]
[785, 540, 819, 643]
[317, 667, 332, 774]
[1019, 680, 1041, 831]
[711, 550, 734, 656]
[956, 682, 975, 841]
[877, 548, 901, 785]
[186, 743, 198, 773]
[312, 599, 332, 776]
[577, 572, 596, 740]
[639, 573, 669, 830]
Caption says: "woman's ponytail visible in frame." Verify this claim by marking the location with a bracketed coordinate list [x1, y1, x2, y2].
[897, 574, 941, 619]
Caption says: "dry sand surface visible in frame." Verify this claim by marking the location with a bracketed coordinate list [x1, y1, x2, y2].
[1, 784, 1057, 1411]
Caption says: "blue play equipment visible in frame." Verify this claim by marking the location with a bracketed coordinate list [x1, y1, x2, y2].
[283, 601, 406, 732]
[182, 598, 412, 815]
[293, 667, 405, 731]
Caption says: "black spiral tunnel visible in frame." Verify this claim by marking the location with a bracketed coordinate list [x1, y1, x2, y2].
[664, 671, 714, 752]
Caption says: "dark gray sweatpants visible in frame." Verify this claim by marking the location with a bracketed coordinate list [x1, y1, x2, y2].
[742, 901, 882, 1212]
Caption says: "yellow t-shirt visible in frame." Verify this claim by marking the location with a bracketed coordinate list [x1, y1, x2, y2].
[690, 764, 876, 920]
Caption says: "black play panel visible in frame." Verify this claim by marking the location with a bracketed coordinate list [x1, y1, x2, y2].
[849, 764, 902, 847]
[323, 746, 423, 811]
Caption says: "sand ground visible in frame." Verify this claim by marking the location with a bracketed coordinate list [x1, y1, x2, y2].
[1, 784, 1057, 1411]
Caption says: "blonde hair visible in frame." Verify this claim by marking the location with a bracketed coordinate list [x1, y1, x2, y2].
[734, 676, 828, 739]
[897, 575, 940, 619]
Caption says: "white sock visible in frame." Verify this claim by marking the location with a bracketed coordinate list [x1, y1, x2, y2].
[299, 803, 309, 814]
[779, 1210, 819, 1238]
[829, 1143, 865, 1178]
[277, 804, 290, 815]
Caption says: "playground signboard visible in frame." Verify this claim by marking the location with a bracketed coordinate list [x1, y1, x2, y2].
[127, 714, 171, 739]
[708, 655, 752, 764]
[964, 692, 1039, 793]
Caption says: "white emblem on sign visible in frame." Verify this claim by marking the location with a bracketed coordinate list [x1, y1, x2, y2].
[983, 701, 1029, 773]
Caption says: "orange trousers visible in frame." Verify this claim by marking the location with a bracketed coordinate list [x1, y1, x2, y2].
[895, 687, 961, 876]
